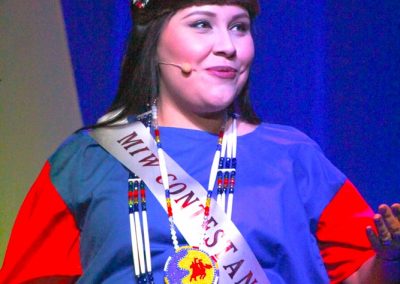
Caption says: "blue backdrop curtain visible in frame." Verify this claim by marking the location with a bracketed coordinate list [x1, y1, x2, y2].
[60, 0, 399, 210]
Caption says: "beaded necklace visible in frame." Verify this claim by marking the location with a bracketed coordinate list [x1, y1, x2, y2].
[216, 118, 237, 220]
[128, 109, 237, 283]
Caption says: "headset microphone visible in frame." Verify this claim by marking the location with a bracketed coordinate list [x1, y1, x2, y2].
[158, 62, 194, 74]
[180, 63, 193, 74]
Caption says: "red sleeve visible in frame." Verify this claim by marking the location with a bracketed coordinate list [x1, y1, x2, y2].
[316, 179, 375, 283]
[0, 162, 82, 284]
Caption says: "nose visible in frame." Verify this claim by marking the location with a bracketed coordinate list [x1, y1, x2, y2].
[213, 29, 236, 59]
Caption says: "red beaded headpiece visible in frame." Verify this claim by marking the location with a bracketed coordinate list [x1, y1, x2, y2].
[131, 0, 260, 24]
[132, 0, 149, 9]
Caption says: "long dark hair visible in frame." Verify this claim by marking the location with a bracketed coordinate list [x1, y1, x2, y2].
[97, 3, 260, 128]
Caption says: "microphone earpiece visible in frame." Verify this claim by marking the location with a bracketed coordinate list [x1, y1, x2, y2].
[180, 63, 192, 74]
[158, 62, 194, 74]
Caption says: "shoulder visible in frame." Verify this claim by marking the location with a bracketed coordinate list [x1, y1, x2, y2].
[47, 129, 118, 176]
[256, 123, 347, 184]
[46, 129, 124, 207]
[241, 121, 345, 177]
[49, 130, 99, 163]
[240, 121, 320, 150]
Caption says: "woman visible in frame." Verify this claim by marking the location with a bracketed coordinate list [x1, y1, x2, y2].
[0, 0, 399, 283]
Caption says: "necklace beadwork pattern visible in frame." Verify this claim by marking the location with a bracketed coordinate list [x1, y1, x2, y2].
[127, 108, 238, 283]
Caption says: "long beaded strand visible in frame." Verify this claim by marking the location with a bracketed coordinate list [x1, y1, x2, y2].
[226, 118, 237, 220]
[128, 113, 154, 283]
[200, 124, 225, 248]
[216, 128, 228, 208]
[128, 174, 141, 278]
[216, 118, 237, 220]
[128, 172, 154, 283]
[139, 178, 153, 278]
[151, 105, 180, 250]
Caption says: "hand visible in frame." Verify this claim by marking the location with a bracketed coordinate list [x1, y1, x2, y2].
[366, 203, 400, 261]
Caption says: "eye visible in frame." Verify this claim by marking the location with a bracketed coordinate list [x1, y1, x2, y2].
[230, 22, 251, 33]
[189, 20, 212, 30]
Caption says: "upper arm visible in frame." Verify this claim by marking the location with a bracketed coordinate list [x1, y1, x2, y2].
[0, 162, 82, 283]
[317, 180, 375, 283]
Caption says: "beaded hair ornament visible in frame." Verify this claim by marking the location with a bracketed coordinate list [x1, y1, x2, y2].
[132, 0, 149, 8]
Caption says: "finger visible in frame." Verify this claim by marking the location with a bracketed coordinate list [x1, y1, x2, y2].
[379, 204, 400, 236]
[389, 204, 400, 241]
[374, 213, 392, 242]
[366, 226, 381, 251]
[391, 203, 400, 219]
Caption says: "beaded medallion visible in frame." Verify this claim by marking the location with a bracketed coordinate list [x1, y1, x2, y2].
[164, 246, 219, 284]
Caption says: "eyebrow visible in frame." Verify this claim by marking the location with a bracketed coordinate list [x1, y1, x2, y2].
[181, 11, 250, 21]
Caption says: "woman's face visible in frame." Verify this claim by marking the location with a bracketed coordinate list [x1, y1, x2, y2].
[157, 5, 254, 119]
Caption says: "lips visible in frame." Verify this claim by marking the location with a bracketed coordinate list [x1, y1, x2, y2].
[206, 66, 238, 79]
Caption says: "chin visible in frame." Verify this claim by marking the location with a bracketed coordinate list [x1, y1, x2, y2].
[197, 110, 228, 120]
[209, 96, 237, 111]
[196, 101, 234, 116]
[208, 86, 241, 101]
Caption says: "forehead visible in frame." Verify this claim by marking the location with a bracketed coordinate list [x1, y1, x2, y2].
[172, 4, 250, 20]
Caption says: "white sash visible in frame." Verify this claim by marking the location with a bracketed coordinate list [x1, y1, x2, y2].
[91, 121, 270, 283]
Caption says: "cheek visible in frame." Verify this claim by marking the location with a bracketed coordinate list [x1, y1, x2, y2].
[236, 39, 254, 88]
[159, 31, 210, 64]
[159, 32, 210, 63]
[242, 43, 255, 66]
[236, 37, 255, 66]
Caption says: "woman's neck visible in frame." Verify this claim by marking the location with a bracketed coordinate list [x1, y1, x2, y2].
[155, 97, 259, 136]
[156, 103, 226, 134]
